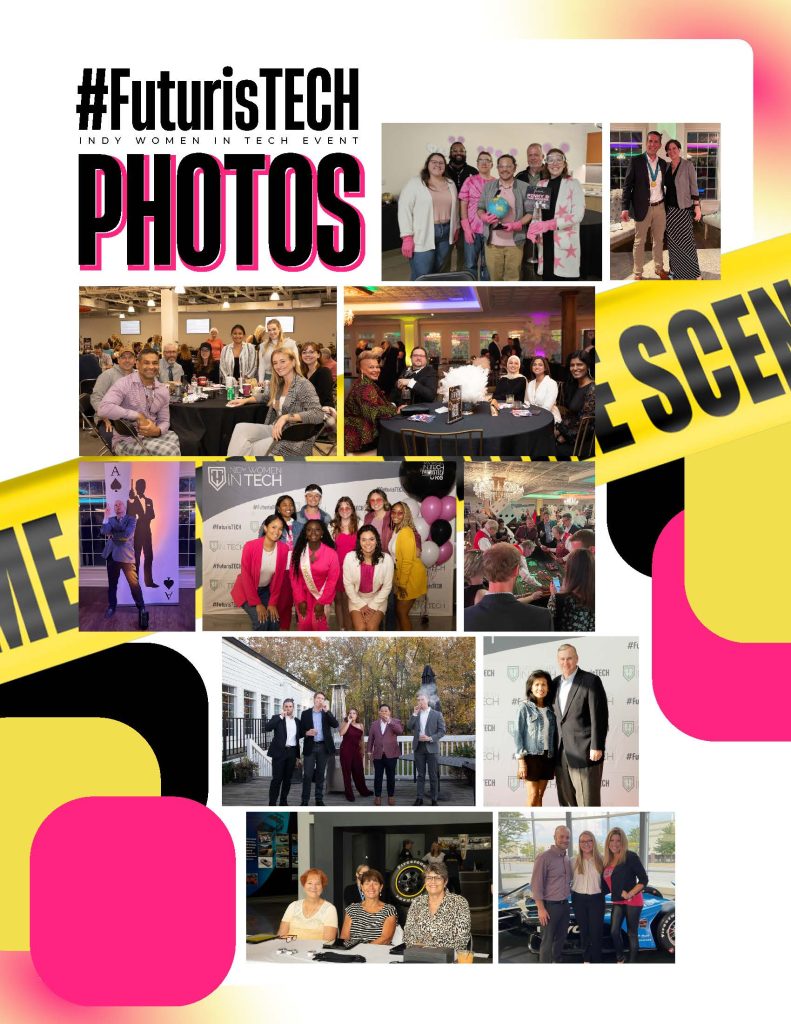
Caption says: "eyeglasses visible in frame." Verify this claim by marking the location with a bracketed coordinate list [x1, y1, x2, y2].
[425, 875, 444, 882]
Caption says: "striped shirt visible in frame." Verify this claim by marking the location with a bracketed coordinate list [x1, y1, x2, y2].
[343, 902, 397, 945]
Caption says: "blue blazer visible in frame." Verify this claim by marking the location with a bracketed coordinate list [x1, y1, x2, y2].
[100, 515, 137, 563]
[515, 700, 557, 757]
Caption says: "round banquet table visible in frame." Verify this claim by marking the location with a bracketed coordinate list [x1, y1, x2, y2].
[247, 939, 401, 964]
[377, 402, 555, 458]
[168, 391, 269, 456]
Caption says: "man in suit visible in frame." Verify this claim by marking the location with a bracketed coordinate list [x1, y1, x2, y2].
[299, 691, 338, 806]
[127, 478, 157, 588]
[407, 694, 446, 806]
[620, 129, 670, 280]
[365, 703, 404, 806]
[537, 510, 556, 546]
[464, 544, 552, 632]
[266, 698, 304, 806]
[394, 346, 437, 405]
[100, 499, 148, 630]
[552, 644, 608, 807]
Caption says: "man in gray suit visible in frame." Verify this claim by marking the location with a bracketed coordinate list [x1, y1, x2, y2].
[407, 694, 446, 806]
[100, 499, 148, 630]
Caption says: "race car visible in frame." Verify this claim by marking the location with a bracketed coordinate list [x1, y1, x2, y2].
[498, 881, 675, 957]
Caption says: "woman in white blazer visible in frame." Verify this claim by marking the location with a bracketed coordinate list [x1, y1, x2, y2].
[527, 149, 585, 280]
[397, 153, 458, 280]
[219, 323, 258, 380]
[343, 526, 394, 632]
[525, 355, 561, 422]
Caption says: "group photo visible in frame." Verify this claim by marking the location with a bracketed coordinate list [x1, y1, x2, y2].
[222, 636, 475, 807]
[498, 811, 675, 964]
[609, 122, 721, 280]
[463, 462, 595, 633]
[343, 285, 595, 459]
[483, 635, 639, 808]
[78, 285, 338, 457]
[78, 460, 196, 632]
[201, 460, 457, 632]
[381, 123, 602, 281]
[246, 810, 492, 963]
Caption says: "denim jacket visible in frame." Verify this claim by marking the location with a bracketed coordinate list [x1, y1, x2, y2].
[515, 700, 557, 757]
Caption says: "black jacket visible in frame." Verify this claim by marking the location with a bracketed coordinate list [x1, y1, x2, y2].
[602, 851, 649, 899]
[392, 363, 438, 404]
[266, 713, 304, 759]
[552, 668, 608, 769]
[300, 708, 339, 755]
[464, 592, 552, 632]
[621, 154, 668, 222]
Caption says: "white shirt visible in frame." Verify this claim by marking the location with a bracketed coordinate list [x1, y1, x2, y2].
[419, 708, 429, 734]
[558, 669, 578, 716]
[647, 156, 663, 203]
[380, 719, 387, 734]
[258, 545, 278, 587]
[285, 716, 297, 746]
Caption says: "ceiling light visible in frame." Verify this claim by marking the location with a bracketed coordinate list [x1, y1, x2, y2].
[147, 297, 155, 307]
[119, 313, 125, 319]
[222, 300, 230, 309]
[175, 285, 186, 295]
[269, 290, 280, 301]
[127, 305, 135, 313]
[343, 308, 355, 326]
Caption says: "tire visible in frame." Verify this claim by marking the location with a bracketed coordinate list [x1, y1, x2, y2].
[389, 860, 427, 903]
[656, 911, 675, 953]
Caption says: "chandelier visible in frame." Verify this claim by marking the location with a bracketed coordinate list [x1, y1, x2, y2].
[473, 477, 522, 501]
[343, 307, 355, 326]
[564, 497, 579, 507]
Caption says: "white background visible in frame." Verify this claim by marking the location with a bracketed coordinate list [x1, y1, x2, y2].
[1, 6, 779, 1020]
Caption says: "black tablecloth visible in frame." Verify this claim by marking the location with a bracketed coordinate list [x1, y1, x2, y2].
[378, 402, 555, 458]
[169, 394, 268, 456]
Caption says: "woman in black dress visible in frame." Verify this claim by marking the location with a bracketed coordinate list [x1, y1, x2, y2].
[555, 348, 595, 458]
[514, 670, 557, 806]
[490, 354, 527, 407]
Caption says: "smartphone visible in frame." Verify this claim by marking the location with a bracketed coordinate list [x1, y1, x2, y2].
[552, 576, 561, 590]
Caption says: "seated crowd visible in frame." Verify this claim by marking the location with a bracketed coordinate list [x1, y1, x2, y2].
[463, 506, 595, 632]
[344, 334, 595, 459]
[79, 325, 337, 456]
[230, 484, 432, 633]
[277, 861, 472, 952]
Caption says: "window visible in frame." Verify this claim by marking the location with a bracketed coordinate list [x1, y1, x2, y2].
[274, 699, 281, 716]
[384, 331, 401, 346]
[243, 691, 255, 719]
[610, 129, 643, 192]
[479, 330, 496, 355]
[261, 696, 270, 720]
[422, 331, 441, 360]
[450, 330, 469, 363]
[222, 685, 236, 719]
[686, 131, 719, 199]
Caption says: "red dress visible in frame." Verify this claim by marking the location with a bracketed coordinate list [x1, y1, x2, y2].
[339, 722, 371, 799]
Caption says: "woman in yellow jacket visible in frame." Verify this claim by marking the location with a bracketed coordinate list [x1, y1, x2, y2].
[388, 502, 427, 631]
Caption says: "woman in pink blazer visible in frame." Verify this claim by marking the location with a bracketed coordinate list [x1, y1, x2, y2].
[230, 515, 290, 631]
[291, 519, 339, 631]
[366, 703, 404, 805]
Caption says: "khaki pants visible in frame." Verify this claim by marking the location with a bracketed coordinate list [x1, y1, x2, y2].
[485, 243, 523, 281]
[633, 202, 666, 275]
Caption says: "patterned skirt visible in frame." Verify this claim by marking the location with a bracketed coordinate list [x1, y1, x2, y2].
[665, 206, 701, 280]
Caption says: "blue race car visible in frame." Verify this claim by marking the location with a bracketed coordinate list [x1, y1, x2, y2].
[499, 882, 675, 957]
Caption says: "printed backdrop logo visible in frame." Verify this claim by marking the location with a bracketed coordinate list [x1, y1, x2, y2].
[207, 466, 227, 492]
[210, 540, 220, 552]
[622, 720, 635, 737]
[623, 664, 636, 682]
[507, 665, 520, 682]
[507, 776, 521, 792]
[622, 776, 635, 793]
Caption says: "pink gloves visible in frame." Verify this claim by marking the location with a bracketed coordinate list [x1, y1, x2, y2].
[480, 212, 499, 224]
[527, 218, 557, 242]
[461, 219, 475, 245]
[401, 235, 415, 259]
[501, 221, 521, 233]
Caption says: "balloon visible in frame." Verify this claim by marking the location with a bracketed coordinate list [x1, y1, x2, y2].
[399, 460, 455, 500]
[436, 541, 454, 566]
[444, 516, 456, 534]
[420, 541, 440, 568]
[403, 497, 421, 519]
[440, 495, 457, 520]
[414, 516, 431, 542]
[421, 496, 442, 524]
[429, 519, 452, 546]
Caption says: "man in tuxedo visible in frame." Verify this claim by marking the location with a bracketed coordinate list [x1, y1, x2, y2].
[407, 694, 446, 806]
[463, 544, 552, 632]
[100, 499, 148, 630]
[299, 691, 338, 806]
[266, 698, 304, 806]
[394, 346, 437, 404]
[127, 478, 157, 588]
[552, 644, 608, 806]
[620, 129, 670, 280]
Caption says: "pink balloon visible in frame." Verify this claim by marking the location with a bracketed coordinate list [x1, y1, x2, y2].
[421, 496, 442, 524]
[440, 495, 456, 520]
[436, 541, 454, 566]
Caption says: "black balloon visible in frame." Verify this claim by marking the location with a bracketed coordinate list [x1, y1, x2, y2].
[399, 460, 455, 500]
[429, 519, 452, 546]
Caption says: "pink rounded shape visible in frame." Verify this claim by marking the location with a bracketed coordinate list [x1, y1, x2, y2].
[30, 796, 235, 1006]
[440, 496, 456, 520]
[436, 541, 454, 566]
[420, 496, 441, 524]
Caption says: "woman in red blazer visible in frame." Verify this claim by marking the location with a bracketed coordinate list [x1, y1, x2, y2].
[230, 514, 291, 631]
[365, 703, 404, 806]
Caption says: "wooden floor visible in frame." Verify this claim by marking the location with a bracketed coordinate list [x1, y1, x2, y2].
[79, 586, 196, 632]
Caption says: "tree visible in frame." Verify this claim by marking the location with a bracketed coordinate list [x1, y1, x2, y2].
[654, 821, 675, 859]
